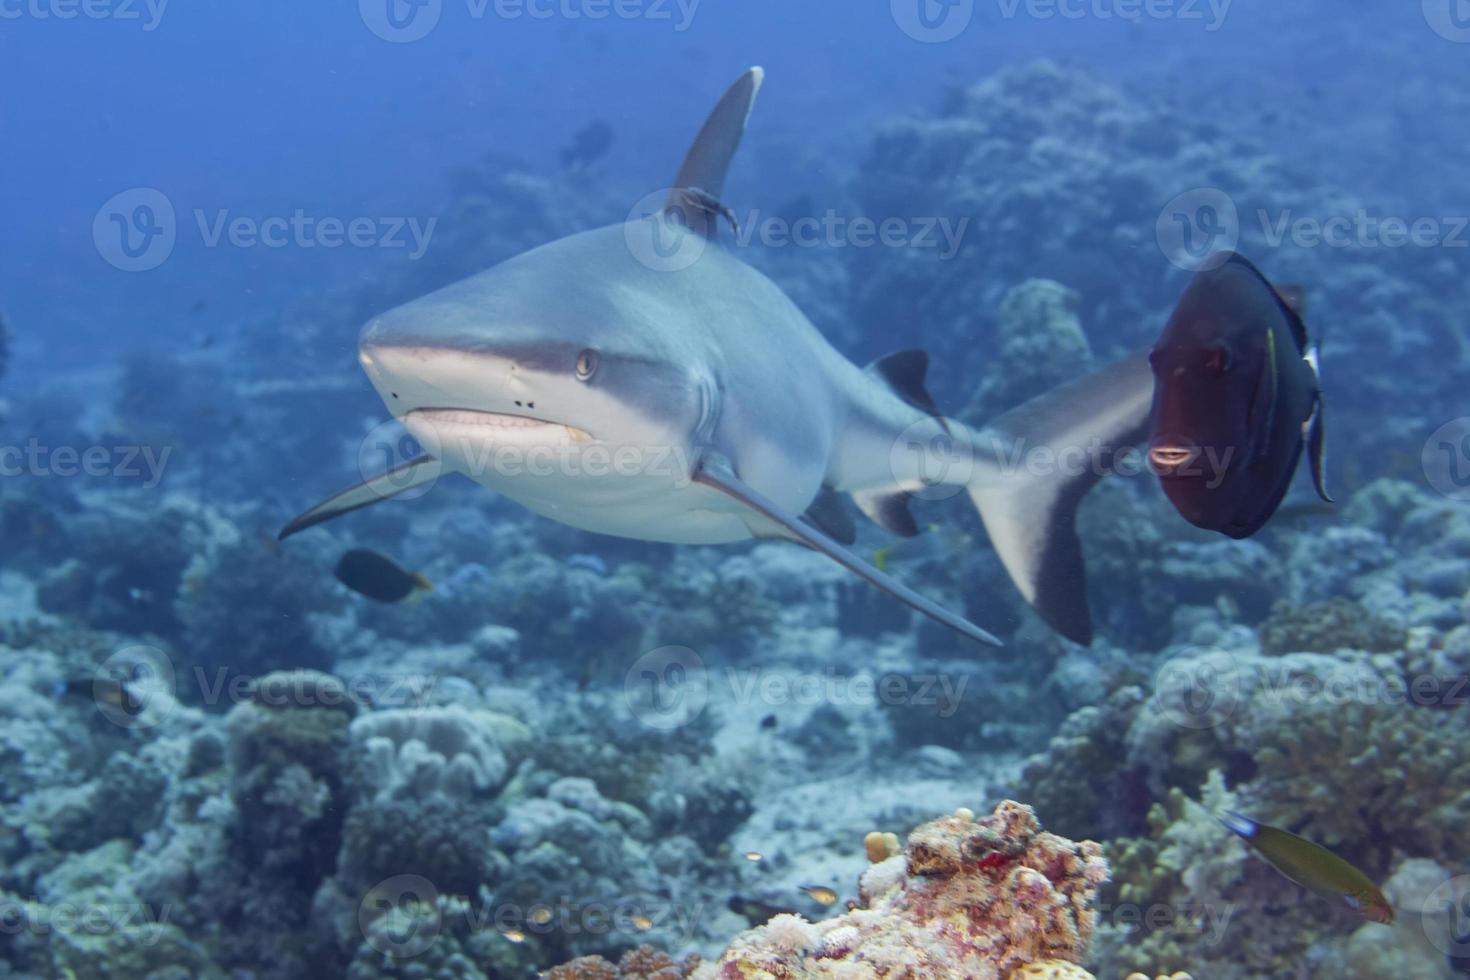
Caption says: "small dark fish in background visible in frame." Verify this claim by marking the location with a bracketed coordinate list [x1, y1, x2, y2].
[1219, 812, 1392, 923]
[760, 713, 778, 730]
[727, 896, 795, 927]
[54, 677, 144, 718]
[1148, 251, 1331, 539]
[559, 120, 614, 170]
[334, 548, 432, 603]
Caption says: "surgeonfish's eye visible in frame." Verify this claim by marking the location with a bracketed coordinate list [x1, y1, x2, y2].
[575, 349, 599, 381]
[1203, 347, 1232, 376]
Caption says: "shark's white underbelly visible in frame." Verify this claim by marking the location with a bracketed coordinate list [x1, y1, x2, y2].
[408, 414, 767, 545]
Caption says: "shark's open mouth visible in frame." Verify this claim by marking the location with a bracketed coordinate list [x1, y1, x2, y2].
[407, 408, 592, 443]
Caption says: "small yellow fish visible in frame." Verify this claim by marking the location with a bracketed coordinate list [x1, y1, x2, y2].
[500, 927, 527, 943]
[528, 907, 552, 926]
[1219, 812, 1393, 923]
[800, 885, 838, 906]
[629, 914, 653, 931]
[743, 851, 763, 863]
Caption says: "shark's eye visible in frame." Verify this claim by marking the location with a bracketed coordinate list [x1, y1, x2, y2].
[575, 349, 599, 381]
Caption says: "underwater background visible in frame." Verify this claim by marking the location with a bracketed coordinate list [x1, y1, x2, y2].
[3, 1, 1470, 977]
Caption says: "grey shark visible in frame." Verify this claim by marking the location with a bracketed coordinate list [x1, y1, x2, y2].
[281, 67, 1154, 646]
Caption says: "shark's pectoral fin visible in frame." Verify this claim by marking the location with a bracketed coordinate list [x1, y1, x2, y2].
[802, 487, 857, 545]
[278, 455, 439, 541]
[665, 67, 763, 238]
[693, 455, 1001, 646]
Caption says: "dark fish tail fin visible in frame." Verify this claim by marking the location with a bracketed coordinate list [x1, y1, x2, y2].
[964, 355, 1154, 645]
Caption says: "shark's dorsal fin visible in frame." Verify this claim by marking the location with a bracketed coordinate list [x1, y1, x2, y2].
[866, 350, 950, 433]
[665, 67, 763, 236]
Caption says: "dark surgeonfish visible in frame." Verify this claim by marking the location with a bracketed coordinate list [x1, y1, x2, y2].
[1219, 812, 1392, 923]
[334, 548, 432, 603]
[1148, 251, 1330, 539]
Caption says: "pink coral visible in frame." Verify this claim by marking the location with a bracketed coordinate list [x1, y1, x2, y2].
[714, 801, 1107, 980]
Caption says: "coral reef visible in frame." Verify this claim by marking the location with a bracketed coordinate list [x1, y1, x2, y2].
[709, 801, 1107, 979]
[1257, 597, 1408, 655]
[963, 278, 1093, 423]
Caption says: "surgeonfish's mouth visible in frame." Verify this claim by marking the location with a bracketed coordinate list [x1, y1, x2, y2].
[1149, 445, 1199, 474]
[407, 408, 592, 443]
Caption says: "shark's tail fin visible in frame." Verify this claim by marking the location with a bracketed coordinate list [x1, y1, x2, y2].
[964, 355, 1154, 644]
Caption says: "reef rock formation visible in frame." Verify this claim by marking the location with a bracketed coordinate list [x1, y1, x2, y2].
[708, 801, 1108, 980]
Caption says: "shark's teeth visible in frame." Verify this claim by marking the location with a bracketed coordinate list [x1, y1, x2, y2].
[413, 409, 552, 429]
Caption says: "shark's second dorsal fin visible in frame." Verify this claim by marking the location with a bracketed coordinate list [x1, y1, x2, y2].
[867, 350, 950, 433]
[665, 67, 764, 236]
